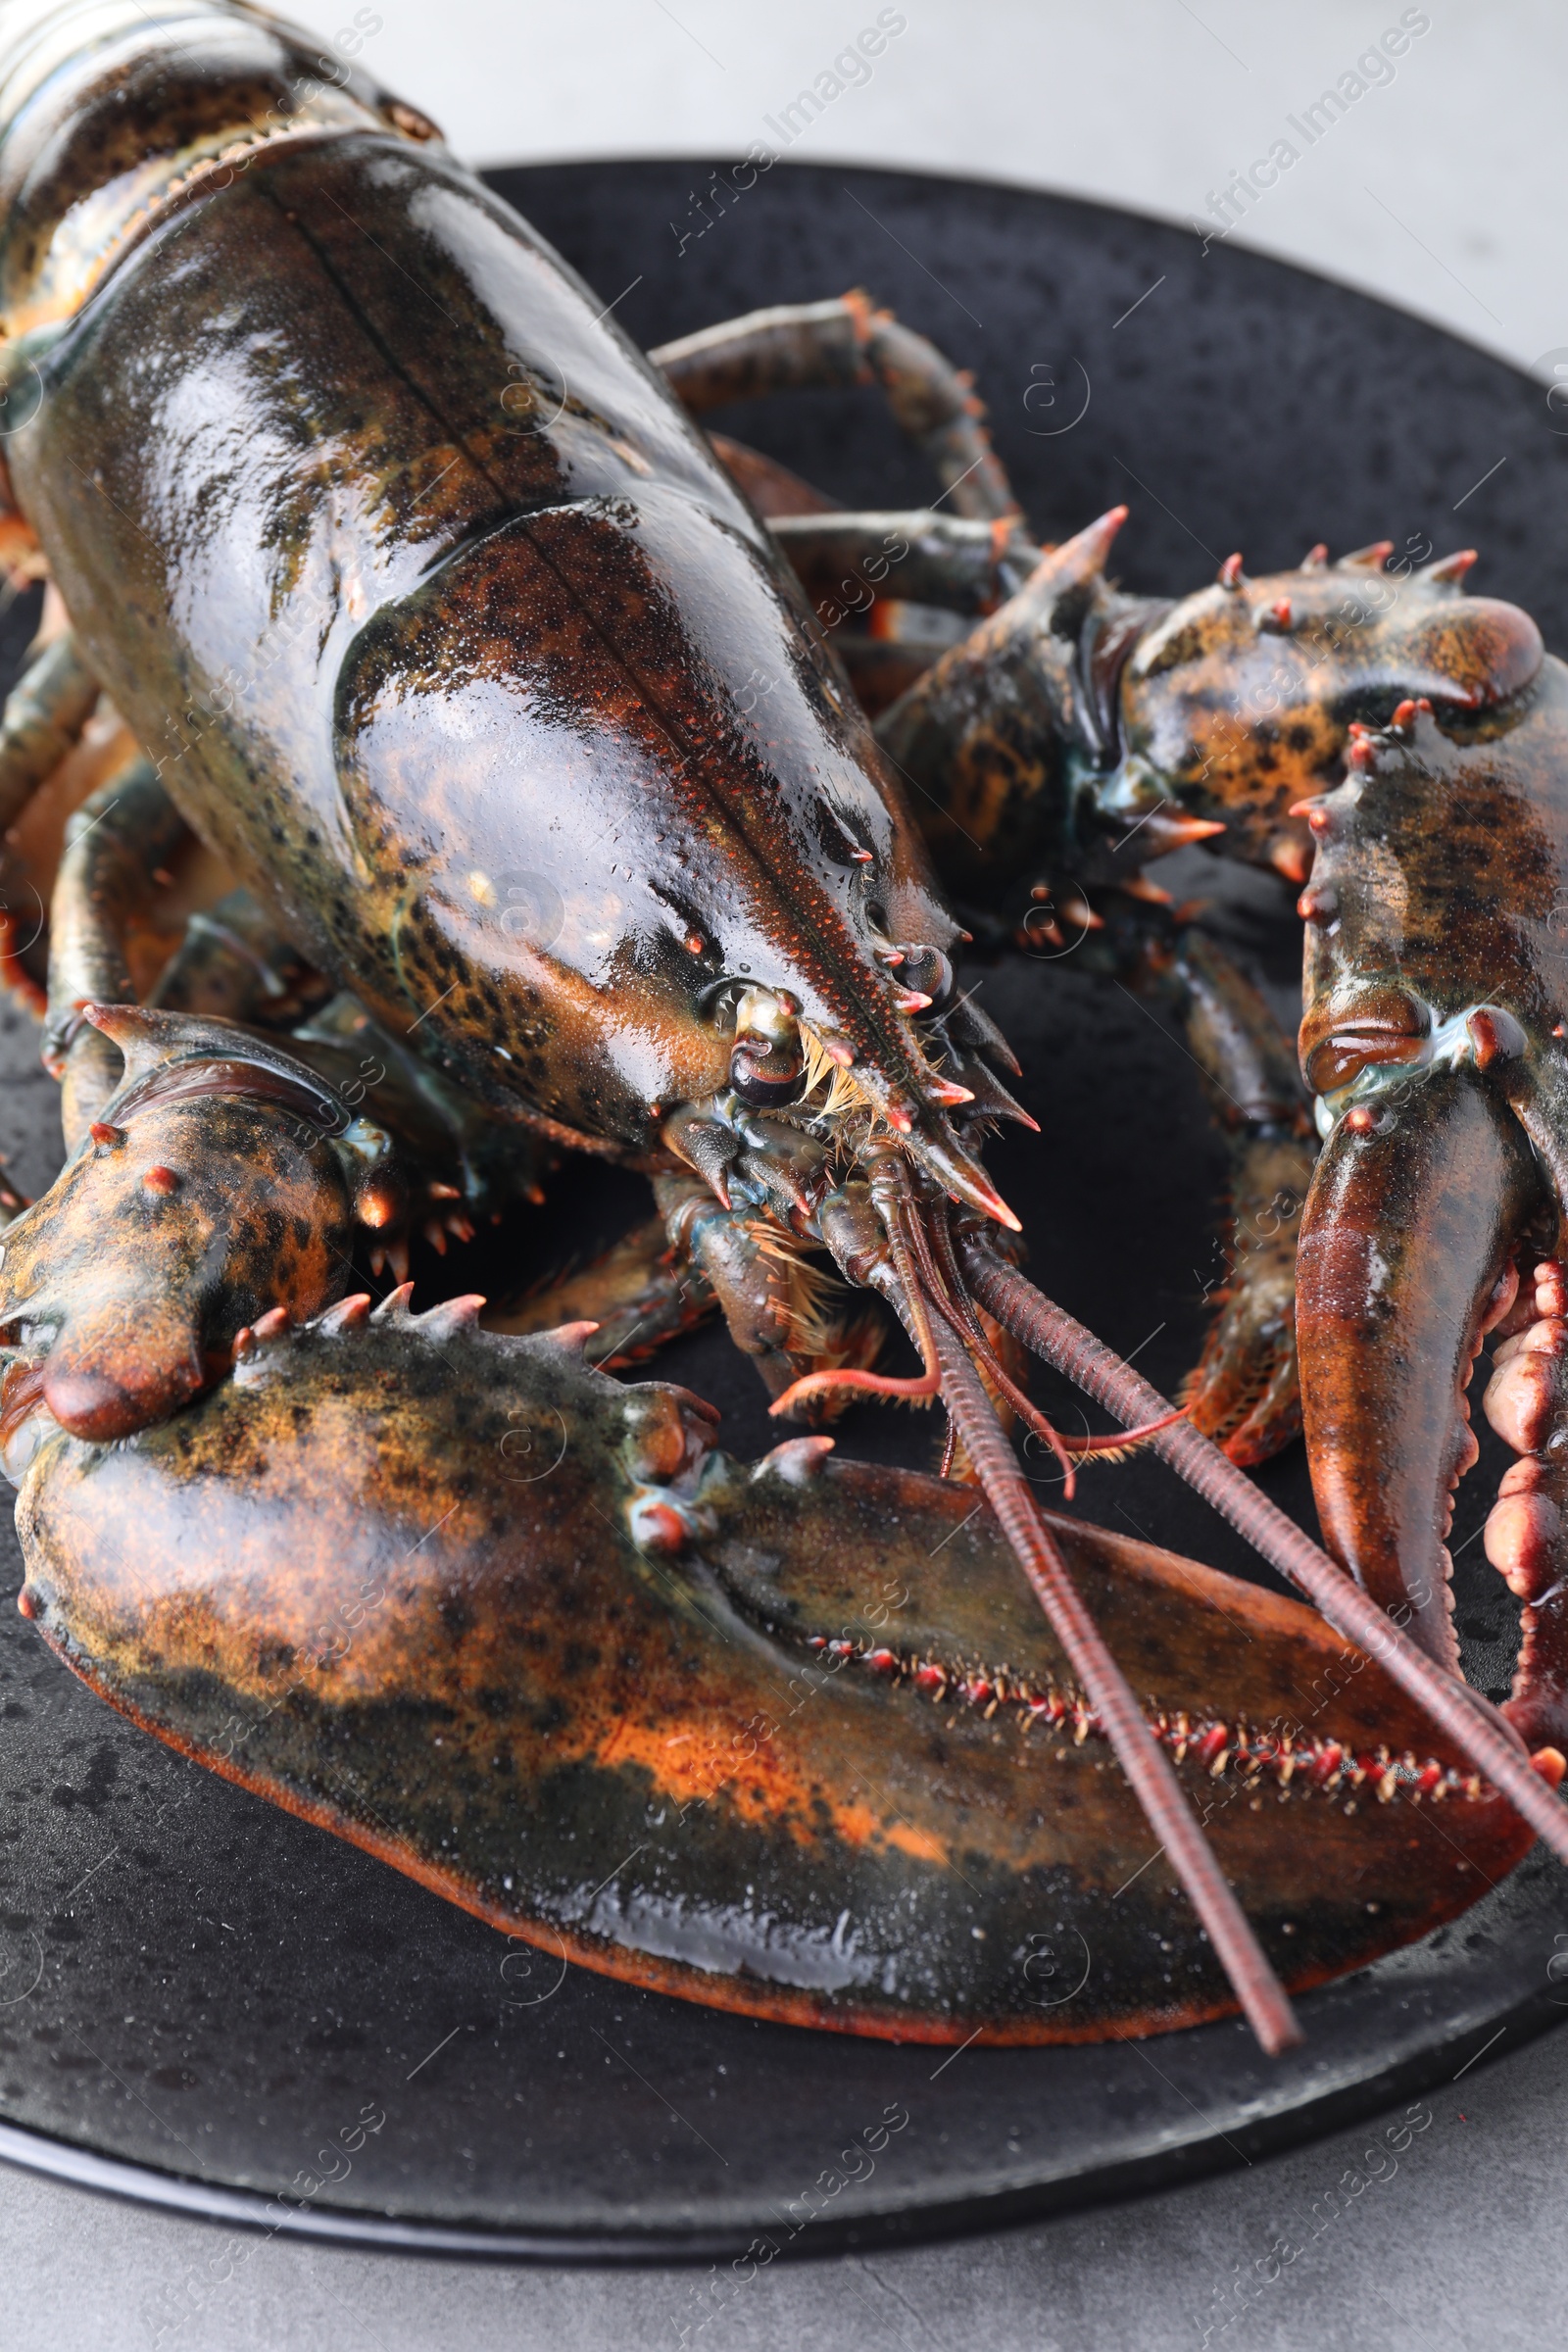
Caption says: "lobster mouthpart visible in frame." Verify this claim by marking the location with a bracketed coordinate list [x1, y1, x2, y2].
[13, 1304, 1535, 2043]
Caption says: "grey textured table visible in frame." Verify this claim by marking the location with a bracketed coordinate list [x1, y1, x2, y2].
[4, 2023, 1563, 2350]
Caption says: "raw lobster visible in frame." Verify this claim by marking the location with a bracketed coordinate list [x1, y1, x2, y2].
[0, 0, 1559, 2051]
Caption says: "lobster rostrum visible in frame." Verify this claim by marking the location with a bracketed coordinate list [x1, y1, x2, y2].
[0, 0, 1561, 2051]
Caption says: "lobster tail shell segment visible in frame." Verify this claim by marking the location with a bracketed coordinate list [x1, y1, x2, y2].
[12, 1318, 1536, 2044]
[0, 0, 413, 341]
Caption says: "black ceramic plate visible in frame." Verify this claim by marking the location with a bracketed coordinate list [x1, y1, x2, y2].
[2, 159, 1567, 2260]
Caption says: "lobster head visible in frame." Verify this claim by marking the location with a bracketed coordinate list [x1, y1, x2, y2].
[1106, 542, 1544, 882]
[330, 487, 1031, 1243]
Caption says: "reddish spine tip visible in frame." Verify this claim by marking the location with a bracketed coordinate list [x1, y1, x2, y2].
[356, 1184, 397, 1229]
[636, 1502, 689, 1555]
[1218, 551, 1245, 588]
[141, 1164, 179, 1196]
[88, 1122, 125, 1150]
[16, 1586, 37, 1620]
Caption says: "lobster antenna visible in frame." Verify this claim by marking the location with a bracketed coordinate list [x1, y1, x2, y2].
[782, 1168, 1300, 2054]
[922, 1302, 1299, 2052]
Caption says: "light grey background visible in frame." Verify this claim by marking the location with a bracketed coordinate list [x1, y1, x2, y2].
[288, 0, 1565, 380]
[7, 3, 1568, 2347]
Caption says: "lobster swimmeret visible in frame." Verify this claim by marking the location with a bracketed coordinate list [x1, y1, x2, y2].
[0, 0, 1561, 2051]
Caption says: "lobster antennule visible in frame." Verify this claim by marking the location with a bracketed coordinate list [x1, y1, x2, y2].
[956, 1235, 1568, 1872]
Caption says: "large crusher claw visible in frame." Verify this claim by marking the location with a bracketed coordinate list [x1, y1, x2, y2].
[12, 1302, 1536, 2044]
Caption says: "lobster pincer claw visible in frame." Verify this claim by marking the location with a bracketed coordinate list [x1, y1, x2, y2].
[12, 1304, 1538, 2044]
[1293, 692, 1568, 1760]
[0, 1006, 361, 1461]
[1296, 1062, 1540, 1672]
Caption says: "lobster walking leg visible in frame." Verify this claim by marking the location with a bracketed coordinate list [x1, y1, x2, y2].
[1140, 926, 1314, 1463]
[0, 624, 103, 1005]
[148, 890, 327, 1031]
[0, 630, 99, 832]
[651, 291, 1019, 520]
[1482, 1258, 1568, 1750]
[42, 760, 190, 1144]
[488, 1210, 716, 1364]
[770, 510, 1039, 617]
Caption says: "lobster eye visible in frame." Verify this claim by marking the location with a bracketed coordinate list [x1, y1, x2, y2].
[896, 946, 954, 1010]
[728, 986, 805, 1103]
[729, 1041, 805, 1107]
